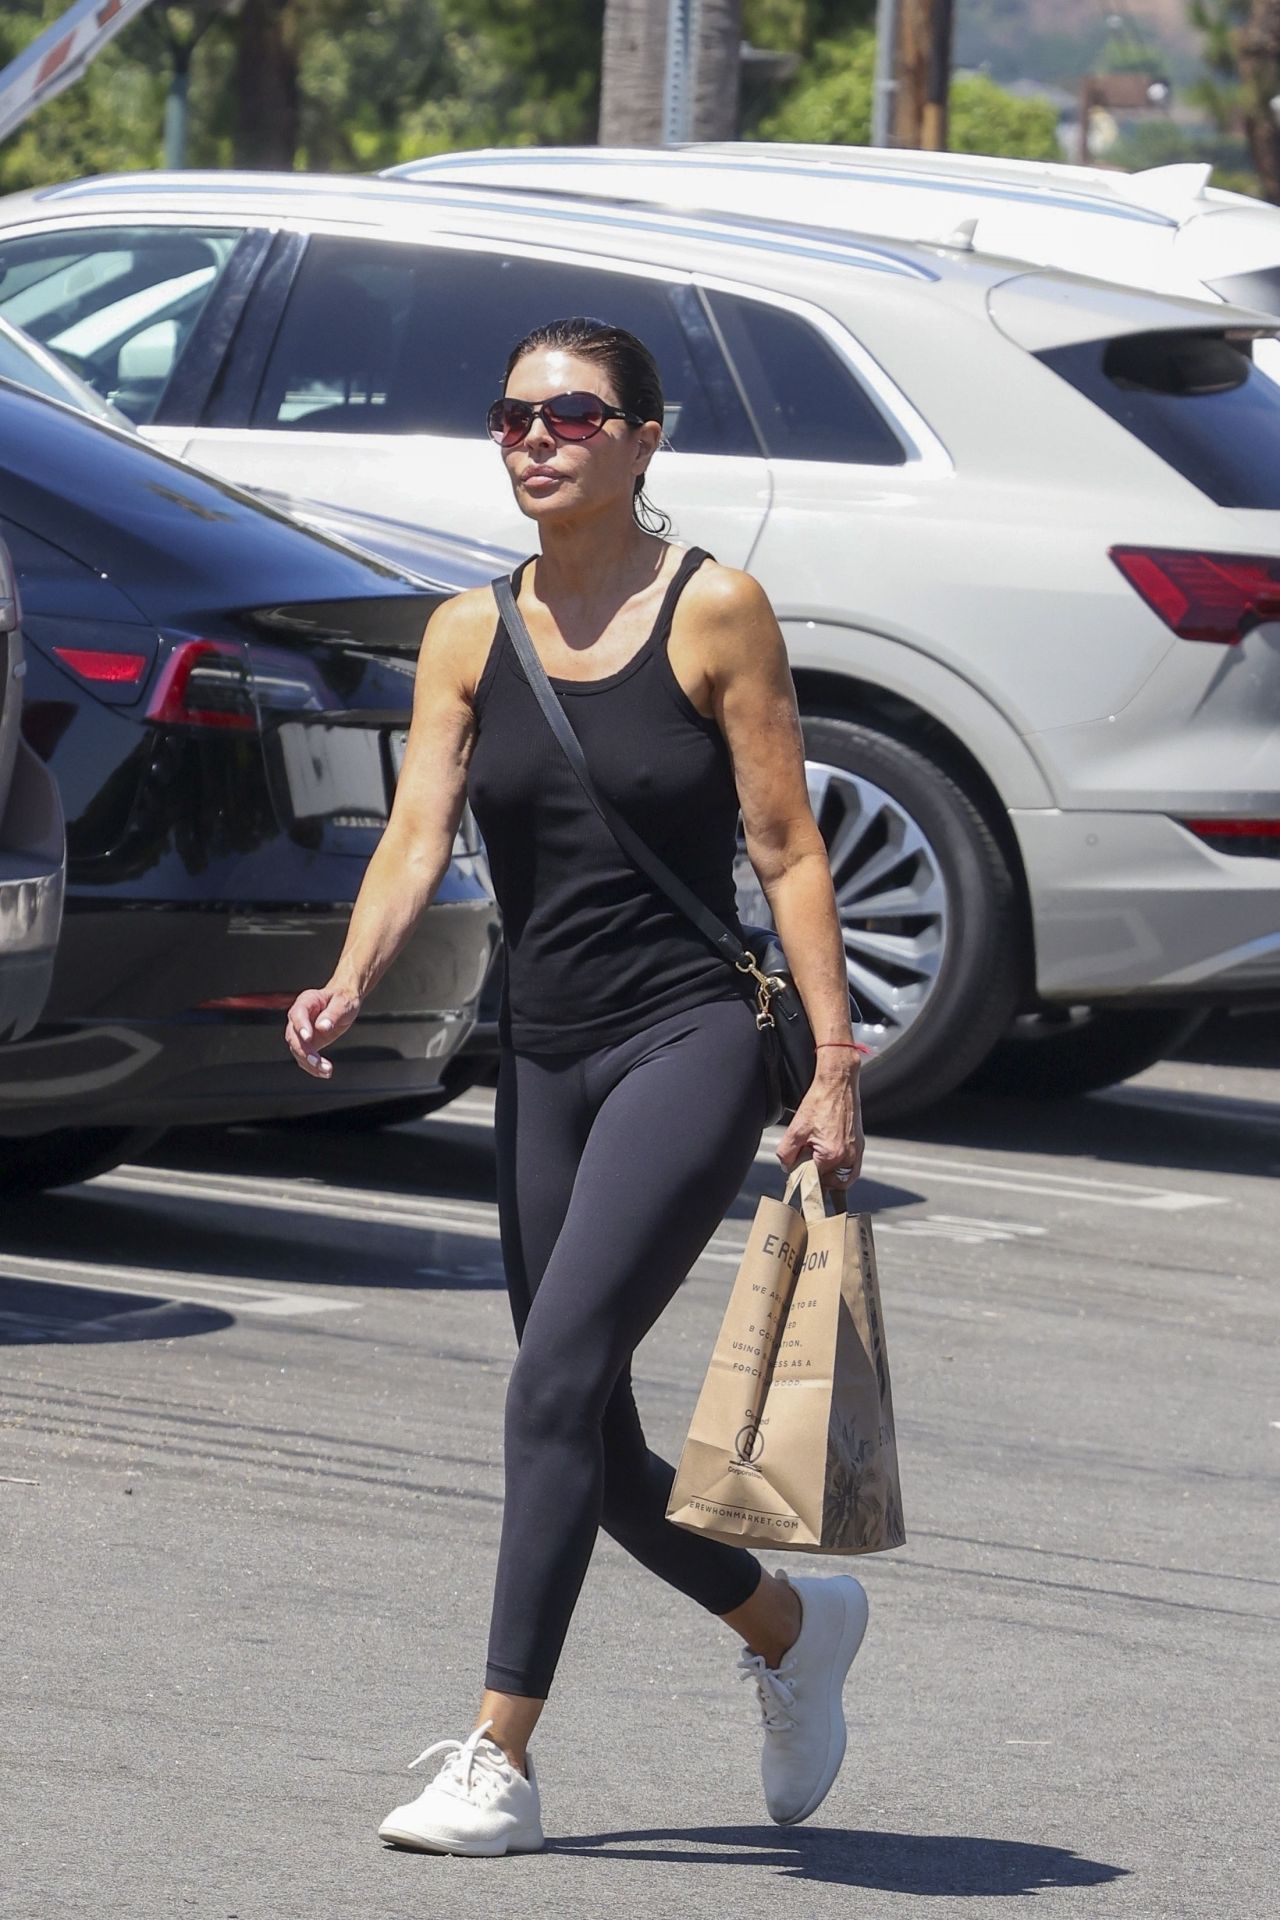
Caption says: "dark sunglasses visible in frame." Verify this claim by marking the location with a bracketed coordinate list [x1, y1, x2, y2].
[486, 390, 644, 448]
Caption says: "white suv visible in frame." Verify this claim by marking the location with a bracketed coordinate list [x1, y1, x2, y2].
[1, 170, 1276, 1116]
[391, 143, 1280, 329]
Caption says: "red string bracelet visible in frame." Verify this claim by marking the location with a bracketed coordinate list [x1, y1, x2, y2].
[817, 1041, 872, 1057]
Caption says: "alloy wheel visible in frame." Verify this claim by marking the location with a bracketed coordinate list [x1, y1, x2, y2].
[734, 760, 950, 1052]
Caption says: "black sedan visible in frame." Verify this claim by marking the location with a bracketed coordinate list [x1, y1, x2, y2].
[0, 534, 64, 1043]
[0, 380, 501, 1194]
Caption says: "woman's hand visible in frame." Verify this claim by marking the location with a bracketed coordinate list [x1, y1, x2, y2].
[284, 985, 362, 1079]
[776, 1057, 865, 1194]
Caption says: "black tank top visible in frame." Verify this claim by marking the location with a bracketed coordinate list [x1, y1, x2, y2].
[467, 546, 747, 1054]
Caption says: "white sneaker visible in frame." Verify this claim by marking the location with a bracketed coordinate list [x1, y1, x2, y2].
[377, 1719, 544, 1856]
[737, 1569, 869, 1826]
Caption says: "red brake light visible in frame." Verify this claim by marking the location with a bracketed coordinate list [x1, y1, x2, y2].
[52, 646, 148, 684]
[147, 638, 257, 732]
[1183, 818, 1280, 856]
[1110, 546, 1280, 644]
[196, 993, 297, 1011]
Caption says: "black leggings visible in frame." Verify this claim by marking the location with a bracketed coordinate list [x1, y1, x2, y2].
[486, 995, 769, 1698]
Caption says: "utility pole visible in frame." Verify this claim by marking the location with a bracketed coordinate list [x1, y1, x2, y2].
[599, 0, 741, 146]
[892, 0, 953, 151]
[921, 0, 954, 151]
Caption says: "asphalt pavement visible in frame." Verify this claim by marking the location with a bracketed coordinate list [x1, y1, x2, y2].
[2, 1023, 1278, 1920]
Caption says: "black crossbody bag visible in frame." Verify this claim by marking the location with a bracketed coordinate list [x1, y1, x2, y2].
[493, 575, 861, 1122]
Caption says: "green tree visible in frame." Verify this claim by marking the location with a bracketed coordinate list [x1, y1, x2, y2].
[1105, 115, 1252, 182]
[0, 0, 607, 186]
[758, 28, 1060, 159]
[948, 71, 1060, 160]
[0, 1, 242, 189]
[743, 0, 874, 48]
[1189, 0, 1278, 201]
[0, 2, 166, 190]
[389, 0, 605, 165]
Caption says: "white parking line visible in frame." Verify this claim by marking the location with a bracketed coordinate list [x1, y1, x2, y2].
[99, 1141, 1223, 1248]
[97, 1166, 501, 1239]
[849, 1150, 1226, 1213]
[0, 1252, 357, 1318]
[418, 1096, 495, 1129]
[430, 1098, 1229, 1212]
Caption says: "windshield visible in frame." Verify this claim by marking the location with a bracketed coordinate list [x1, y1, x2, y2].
[0, 227, 238, 423]
[0, 317, 128, 426]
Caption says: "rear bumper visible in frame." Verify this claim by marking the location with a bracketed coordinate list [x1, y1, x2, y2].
[0, 943, 58, 1043]
[1012, 809, 1280, 1004]
[455, 947, 504, 1059]
[0, 895, 500, 1135]
[0, 736, 65, 1039]
[0, 1010, 476, 1134]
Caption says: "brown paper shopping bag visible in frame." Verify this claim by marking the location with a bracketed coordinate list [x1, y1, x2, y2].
[666, 1159, 905, 1555]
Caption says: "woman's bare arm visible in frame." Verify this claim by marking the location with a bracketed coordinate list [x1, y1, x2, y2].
[695, 565, 864, 1183]
[284, 590, 490, 1079]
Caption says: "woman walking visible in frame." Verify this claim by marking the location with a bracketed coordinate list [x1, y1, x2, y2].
[284, 317, 867, 1856]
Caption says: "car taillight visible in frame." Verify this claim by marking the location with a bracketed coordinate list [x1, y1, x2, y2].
[1183, 819, 1280, 857]
[52, 646, 149, 685]
[196, 993, 297, 1011]
[147, 638, 257, 732]
[1110, 546, 1280, 644]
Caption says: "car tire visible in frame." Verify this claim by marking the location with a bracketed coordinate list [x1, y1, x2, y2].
[0, 1125, 163, 1196]
[769, 718, 1023, 1124]
[963, 1007, 1206, 1100]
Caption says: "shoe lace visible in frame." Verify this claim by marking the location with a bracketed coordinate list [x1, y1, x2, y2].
[737, 1648, 798, 1733]
[406, 1719, 513, 1801]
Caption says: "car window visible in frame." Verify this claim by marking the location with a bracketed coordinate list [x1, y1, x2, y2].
[1040, 330, 1280, 509]
[0, 316, 131, 427]
[0, 226, 240, 425]
[251, 238, 756, 455]
[705, 291, 907, 465]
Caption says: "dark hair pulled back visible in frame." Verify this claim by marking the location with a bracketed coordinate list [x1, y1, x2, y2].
[503, 315, 672, 537]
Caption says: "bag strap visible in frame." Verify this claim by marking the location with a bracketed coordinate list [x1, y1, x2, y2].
[784, 1155, 833, 1223]
[492, 570, 753, 973]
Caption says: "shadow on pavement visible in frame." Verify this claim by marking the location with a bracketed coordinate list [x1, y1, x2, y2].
[547, 1824, 1129, 1893]
[143, 1120, 498, 1204]
[889, 1078, 1277, 1181]
[0, 1188, 507, 1293]
[1173, 1008, 1280, 1069]
[142, 1122, 927, 1219]
[0, 1276, 231, 1346]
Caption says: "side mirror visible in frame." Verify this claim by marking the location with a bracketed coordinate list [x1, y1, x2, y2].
[0, 538, 18, 636]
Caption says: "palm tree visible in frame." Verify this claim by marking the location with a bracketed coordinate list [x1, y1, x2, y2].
[693, 0, 742, 141]
[599, 0, 665, 144]
[599, 0, 741, 145]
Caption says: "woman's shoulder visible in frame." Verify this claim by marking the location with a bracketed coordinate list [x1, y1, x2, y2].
[684, 555, 774, 625]
[418, 583, 507, 702]
[680, 556, 781, 673]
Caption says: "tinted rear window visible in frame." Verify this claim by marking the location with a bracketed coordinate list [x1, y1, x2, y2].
[706, 292, 906, 465]
[1039, 330, 1280, 508]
